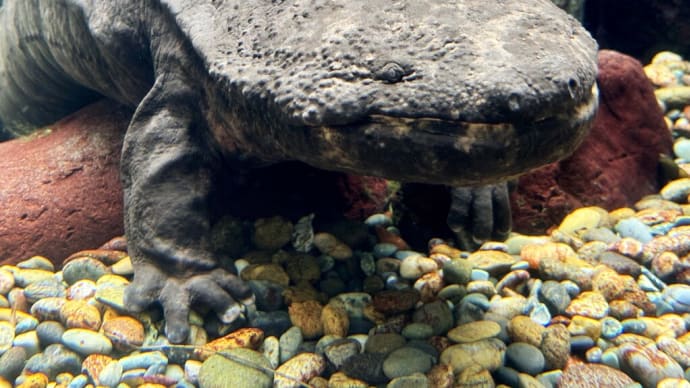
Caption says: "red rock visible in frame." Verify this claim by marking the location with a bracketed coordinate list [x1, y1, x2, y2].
[511, 50, 673, 234]
[0, 100, 128, 266]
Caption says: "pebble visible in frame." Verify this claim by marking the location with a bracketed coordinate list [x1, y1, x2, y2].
[440, 338, 506, 374]
[199, 350, 272, 388]
[618, 342, 684, 387]
[61, 328, 112, 355]
[274, 352, 326, 388]
[382, 346, 434, 379]
[447, 320, 501, 343]
[504, 342, 545, 375]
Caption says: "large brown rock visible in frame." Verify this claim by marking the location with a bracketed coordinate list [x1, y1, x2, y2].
[0, 100, 129, 266]
[511, 50, 673, 234]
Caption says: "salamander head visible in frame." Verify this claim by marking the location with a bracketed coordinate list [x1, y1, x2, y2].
[204, 0, 598, 185]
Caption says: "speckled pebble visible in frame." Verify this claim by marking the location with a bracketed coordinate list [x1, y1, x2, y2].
[618, 342, 684, 387]
[274, 352, 326, 388]
[507, 315, 545, 347]
[199, 350, 272, 388]
[324, 338, 360, 369]
[279, 326, 303, 363]
[566, 291, 609, 319]
[440, 338, 506, 374]
[59, 300, 101, 330]
[288, 300, 324, 340]
[101, 316, 144, 351]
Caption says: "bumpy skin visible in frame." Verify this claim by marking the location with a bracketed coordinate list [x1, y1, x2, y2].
[0, 0, 598, 343]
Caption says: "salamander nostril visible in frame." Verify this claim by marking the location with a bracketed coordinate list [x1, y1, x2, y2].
[567, 78, 578, 98]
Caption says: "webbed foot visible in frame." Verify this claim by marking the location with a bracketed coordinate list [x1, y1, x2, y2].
[447, 182, 512, 250]
[125, 263, 253, 343]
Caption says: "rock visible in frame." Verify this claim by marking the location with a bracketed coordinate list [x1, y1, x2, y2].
[411, 300, 454, 336]
[288, 300, 324, 340]
[560, 362, 635, 387]
[364, 333, 406, 355]
[274, 353, 326, 388]
[447, 320, 501, 343]
[511, 50, 672, 234]
[324, 339, 360, 369]
[0, 101, 127, 266]
[199, 350, 273, 388]
[439, 338, 506, 374]
[0, 346, 27, 381]
[618, 342, 684, 388]
[507, 315, 545, 348]
[504, 342, 545, 375]
[341, 353, 388, 385]
[565, 291, 610, 319]
[540, 324, 570, 370]
[382, 346, 434, 379]
[252, 216, 293, 251]
[101, 316, 144, 352]
[372, 289, 420, 315]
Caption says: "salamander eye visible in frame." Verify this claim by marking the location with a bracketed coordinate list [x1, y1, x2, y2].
[375, 62, 405, 83]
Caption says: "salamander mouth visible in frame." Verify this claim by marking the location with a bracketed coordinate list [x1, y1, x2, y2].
[298, 83, 599, 186]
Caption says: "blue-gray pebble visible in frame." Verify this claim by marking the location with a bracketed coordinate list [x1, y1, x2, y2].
[505, 342, 545, 375]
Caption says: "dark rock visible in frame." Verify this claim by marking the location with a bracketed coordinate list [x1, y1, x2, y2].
[341, 353, 389, 385]
[0, 100, 127, 266]
[511, 50, 672, 234]
[0, 346, 27, 381]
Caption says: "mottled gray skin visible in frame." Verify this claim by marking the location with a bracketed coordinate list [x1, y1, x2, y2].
[0, 0, 598, 343]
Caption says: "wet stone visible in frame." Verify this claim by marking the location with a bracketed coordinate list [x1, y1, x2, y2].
[23, 278, 66, 303]
[101, 316, 144, 352]
[324, 338, 360, 369]
[279, 326, 304, 363]
[507, 315, 545, 347]
[539, 280, 571, 316]
[249, 310, 292, 338]
[0, 346, 27, 381]
[247, 280, 285, 311]
[372, 289, 420, 315]
[24, 344, 81, 380]
[0, 270, 14, 295]
[597, 251, 642, 277]
[61, 258, 109, 285]
[566, 291, 609, 319]
[61, 328, 112, 355]
[440, 338, 506, 374]
[387, 373, 429, 388]
[274, 352, 326, 388]
[365, 333, 406, 355]
[35, 321, 66, 347]
[442, 258, 473, 284]
[383, 346, 434, 379]
[199, 350, 272, 388]
[505, 342, 545, 375]
[447, 320, 501, 343]
[341, 353, 388, 385]
[411, 300, 454, 336]
[401, 322, 434, 340]
[619, 342, 684, 388]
